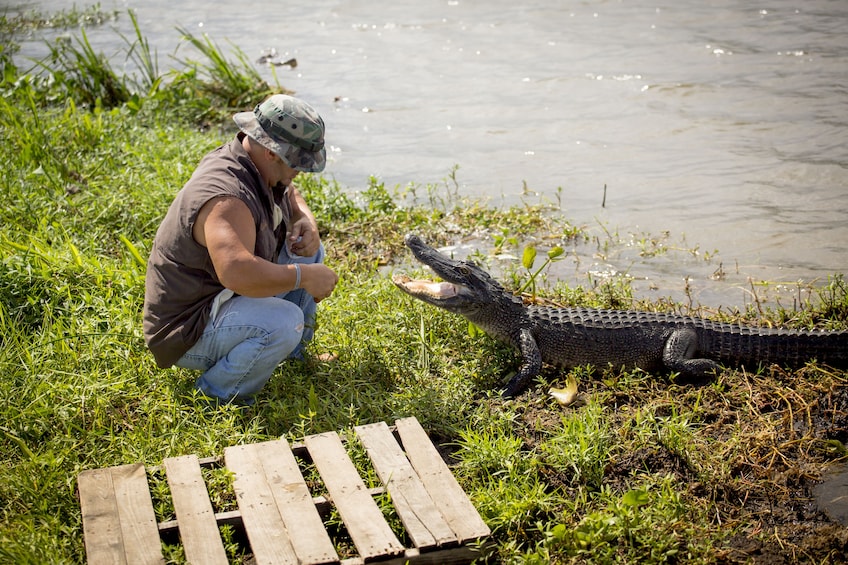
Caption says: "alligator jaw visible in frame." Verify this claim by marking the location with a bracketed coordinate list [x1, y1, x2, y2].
[394, 234, 517, 316]
[392, 274, 459, 300]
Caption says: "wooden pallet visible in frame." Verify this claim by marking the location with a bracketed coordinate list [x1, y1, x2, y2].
[78, 417, 490, 564]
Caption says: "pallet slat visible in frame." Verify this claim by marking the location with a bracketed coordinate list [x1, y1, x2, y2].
[164, 455, 229, 565]
[304, 431, 406, 560]
[395, 417, 491, 542]
[78, 467, 125, 565]
[225, 443, 300, 565]
[355, 421, 457, 549]
[112, 464, 166, 564]
[249, 440, 339, 564]
[79, 463, 164, 565]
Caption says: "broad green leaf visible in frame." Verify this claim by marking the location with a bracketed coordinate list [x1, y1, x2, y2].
[548, 245, 565, 260]
[119, 234, 146, 268]
[522, 246, 537, 270]
[622, 488, 650, 507]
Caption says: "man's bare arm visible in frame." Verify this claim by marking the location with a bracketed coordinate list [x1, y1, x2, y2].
[195, 196, 337, 300]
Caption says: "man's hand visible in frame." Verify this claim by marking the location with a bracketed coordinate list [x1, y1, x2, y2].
[299, 263, 339, 303]
[288, 216, 320, 257]
[287, 186, 321, 257]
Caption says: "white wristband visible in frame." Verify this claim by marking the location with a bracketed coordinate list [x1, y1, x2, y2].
[293, 264, 301, 290]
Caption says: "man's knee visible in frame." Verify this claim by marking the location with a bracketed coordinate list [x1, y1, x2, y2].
[194, 300, 304, 403]
[268, 300, 305, 354]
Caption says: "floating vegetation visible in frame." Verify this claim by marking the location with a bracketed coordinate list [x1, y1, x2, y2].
[0, 3, 118, 34]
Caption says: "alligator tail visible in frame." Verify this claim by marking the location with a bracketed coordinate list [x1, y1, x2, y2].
[702, 325, 848, 371]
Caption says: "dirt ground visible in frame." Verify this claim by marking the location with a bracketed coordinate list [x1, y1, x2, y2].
[508, 365, 848, 563]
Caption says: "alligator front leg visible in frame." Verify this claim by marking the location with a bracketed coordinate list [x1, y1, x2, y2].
[662, 328, 721, 379]
[502, 328, 543, 398]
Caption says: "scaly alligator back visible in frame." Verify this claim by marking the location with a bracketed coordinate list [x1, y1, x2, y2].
[526, 306, 848, 372]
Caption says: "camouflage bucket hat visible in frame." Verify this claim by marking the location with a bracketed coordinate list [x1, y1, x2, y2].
[233, 94, 326, 173]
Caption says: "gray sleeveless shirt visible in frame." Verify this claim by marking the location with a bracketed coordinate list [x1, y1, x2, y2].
[143, 133, 291, 368]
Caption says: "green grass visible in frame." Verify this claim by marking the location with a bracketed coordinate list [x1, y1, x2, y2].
[2, 9, 848, 564]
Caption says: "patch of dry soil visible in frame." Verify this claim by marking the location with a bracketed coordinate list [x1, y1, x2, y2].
[507, 367, 848, 563]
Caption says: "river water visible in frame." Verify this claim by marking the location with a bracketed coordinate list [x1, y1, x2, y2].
[8, 0, 848, 309]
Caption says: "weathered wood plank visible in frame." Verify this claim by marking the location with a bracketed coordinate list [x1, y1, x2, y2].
[339, 544, 493, 565]
[395, 417, 491, 542]
[110, 463, 165, 564]
[252, 440, 339, 564]
[225, 444, 299, 565]
[304, 431, 405, 561]
[164, 455, 228, 565]
[79, 467, 126, 565]
[355, 422, 456, 549]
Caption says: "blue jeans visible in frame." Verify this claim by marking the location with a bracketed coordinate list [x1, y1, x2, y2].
[175, 244, 324, 404]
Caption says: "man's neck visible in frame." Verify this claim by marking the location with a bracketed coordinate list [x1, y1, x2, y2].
[242, 135, 276, 192]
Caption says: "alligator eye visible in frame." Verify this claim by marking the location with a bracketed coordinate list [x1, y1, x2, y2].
[458, 265, 471, 276]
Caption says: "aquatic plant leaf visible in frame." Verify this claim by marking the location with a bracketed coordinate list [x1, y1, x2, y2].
[522, 246, 537, 270]
[548, 245, 565, 260]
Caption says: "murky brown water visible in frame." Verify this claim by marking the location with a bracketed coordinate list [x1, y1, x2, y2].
[11, 0, 848, 308]
[815, 462, 848, 526]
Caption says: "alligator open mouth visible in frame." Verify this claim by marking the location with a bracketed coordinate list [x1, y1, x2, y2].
[392, 274, 459, 299]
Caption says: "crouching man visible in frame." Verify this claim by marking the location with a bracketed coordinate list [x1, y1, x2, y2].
[143, 94, 339, 404]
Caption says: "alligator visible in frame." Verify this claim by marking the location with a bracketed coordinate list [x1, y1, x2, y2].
[393, 234, 848, 397]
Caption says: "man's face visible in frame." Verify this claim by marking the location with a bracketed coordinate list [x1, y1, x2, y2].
[272, 152, 300, 187]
